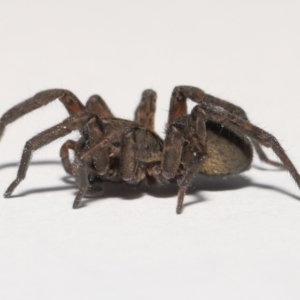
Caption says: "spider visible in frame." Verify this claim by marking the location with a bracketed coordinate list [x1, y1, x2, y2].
[0, 86, 299, 214]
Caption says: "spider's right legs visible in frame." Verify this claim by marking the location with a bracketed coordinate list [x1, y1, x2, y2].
[0, 89, 85, 139]
[134, 89, 157, 131]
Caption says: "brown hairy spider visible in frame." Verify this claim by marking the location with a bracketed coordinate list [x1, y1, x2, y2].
[0, 86, 299, 214]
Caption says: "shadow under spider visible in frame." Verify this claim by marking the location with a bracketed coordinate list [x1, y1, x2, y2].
[0, 160, 61, 171]
[1, 160, 299, 210]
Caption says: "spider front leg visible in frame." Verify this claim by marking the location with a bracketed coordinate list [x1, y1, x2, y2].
[4, 113, 93, 200]
[0, 89, 86, 140]
[163, 108, 207, 214]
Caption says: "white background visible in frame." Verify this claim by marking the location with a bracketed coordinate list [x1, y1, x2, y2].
[0, 1, 300, 299]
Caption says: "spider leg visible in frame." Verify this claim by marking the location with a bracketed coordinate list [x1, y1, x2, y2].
[81, 138, 110, 175]
[72, 160, 89, 209]
[0, 89, 86, 140]
[60, 140, 77, 175]
[162, 125, 184, 179]
[4, 113, 93, 199]
[120, 130, 138, 181]
[60, 139, 99, 205]
[60, 119, 108, 187]
[86, 95, 115, 118]
[252, 142, 283, 168]
[163, 108, 207, 214]
[80, 117, 111, 175]
[168, 85, 284, 168]
[193, 103, 300, 188]
[203, 90, 283, 168]
[134, 89, 157, 130]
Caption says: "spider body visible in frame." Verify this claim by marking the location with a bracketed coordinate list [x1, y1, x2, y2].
[0, 86, 299, 213]
[73, 118, 252, 188]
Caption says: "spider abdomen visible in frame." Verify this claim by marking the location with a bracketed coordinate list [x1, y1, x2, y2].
[198, 122, 253, 175]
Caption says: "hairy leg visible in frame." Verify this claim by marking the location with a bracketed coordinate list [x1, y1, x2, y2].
[0, 89, 86, 139]
[120, 130, 138, 181]
[163, 107, 207, 213]
[60, 140, 77, 175]
[134, 89, 157, 131]
[86, 94, 114, 118]
[80, 117, 110, 175]
[4, 113, 93, 198]
[195, 102, 300, 188]
[72, 160, 89, 209]
[168, 85, 283, 167]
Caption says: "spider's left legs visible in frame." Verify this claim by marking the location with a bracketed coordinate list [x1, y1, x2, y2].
[134, 89, 157, 130]
[4, 113, 92, 200]
[162, 108, 207, 214]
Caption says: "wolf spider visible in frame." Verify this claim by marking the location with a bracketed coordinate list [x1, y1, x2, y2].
[0, 86, 299, 213]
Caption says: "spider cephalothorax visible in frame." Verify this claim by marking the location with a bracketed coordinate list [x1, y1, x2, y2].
[1, 86, 299, 213]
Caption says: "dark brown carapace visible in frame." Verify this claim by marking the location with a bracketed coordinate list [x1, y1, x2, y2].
[0, 86, 299, 213]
